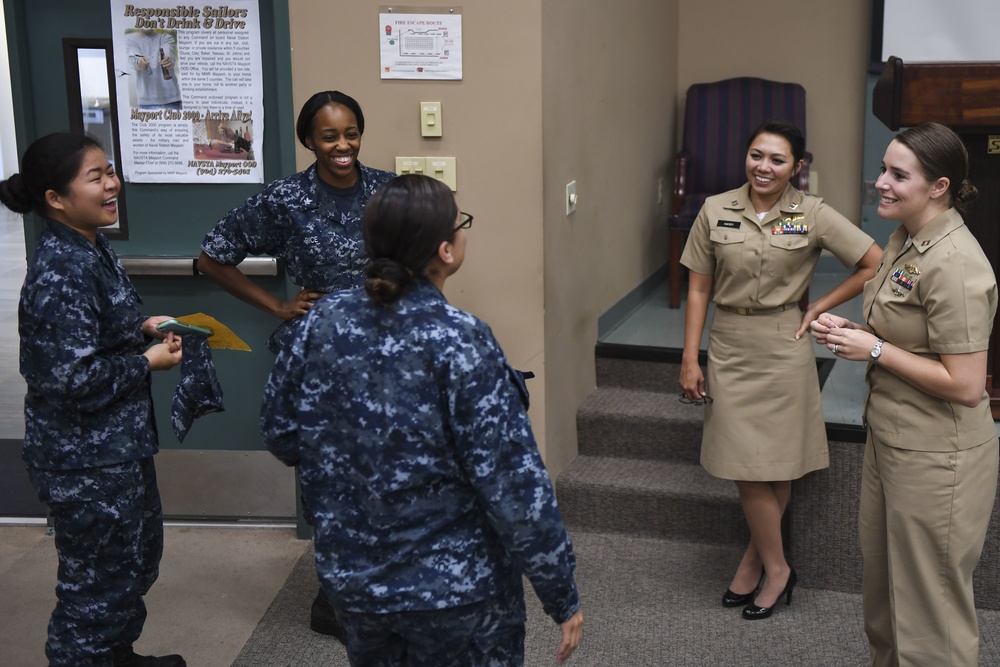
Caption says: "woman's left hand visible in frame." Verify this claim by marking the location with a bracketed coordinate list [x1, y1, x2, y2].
[821, 324, 877, 362]
[556, 610, 583, 664]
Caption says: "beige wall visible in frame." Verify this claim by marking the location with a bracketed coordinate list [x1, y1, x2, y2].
[540, 0, 680, 475]
[287, 0, 871, 479]
[288, 1, 550, 450]
[678, 0, 870, 218]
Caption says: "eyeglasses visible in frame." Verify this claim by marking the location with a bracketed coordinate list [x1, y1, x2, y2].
[455, 212, 473, 231]
[678, 393, 713, 405]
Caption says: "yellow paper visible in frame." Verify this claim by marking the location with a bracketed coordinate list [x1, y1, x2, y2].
[175, 313, 252, 352]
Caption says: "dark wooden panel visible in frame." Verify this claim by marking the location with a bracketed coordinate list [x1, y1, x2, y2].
[873, 57, 1000, 131]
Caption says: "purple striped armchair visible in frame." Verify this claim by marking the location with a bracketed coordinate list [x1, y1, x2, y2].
[668, 77, 812, 308]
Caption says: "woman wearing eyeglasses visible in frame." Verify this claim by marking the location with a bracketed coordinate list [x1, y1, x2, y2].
[261, 174, 583, 665]
[679, 120, 880, 620]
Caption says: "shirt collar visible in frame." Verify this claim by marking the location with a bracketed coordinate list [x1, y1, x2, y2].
[907, 208, 966, 254]
[724, 183, 804, 226]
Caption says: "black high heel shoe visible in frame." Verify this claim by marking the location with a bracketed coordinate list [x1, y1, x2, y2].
[722, 568, 765, 608]
[742, 568, 797, 620]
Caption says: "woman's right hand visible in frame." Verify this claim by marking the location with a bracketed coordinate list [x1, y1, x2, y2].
[143, 331, 182, 371]
[809, 312, 850, 346]
[679, 358, 706, 401]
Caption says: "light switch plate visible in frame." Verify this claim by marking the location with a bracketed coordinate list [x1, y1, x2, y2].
[421, 101, 442, 137]
[428, 157, 456, 191]
[395, 157, 426, 175]
[566, 180, 577, 215]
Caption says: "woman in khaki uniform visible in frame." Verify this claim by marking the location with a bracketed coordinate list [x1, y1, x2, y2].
[680, 120, 880, 620]
[811, 123, 998, 667]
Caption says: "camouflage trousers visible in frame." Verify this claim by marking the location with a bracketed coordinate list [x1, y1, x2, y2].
[333, 593, 527, 667]
[28, 458, 164, 667]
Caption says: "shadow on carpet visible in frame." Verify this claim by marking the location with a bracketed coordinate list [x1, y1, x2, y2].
[232, 532, 1000, 666]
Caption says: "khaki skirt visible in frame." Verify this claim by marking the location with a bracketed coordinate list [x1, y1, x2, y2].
[700, 306, 829, 481]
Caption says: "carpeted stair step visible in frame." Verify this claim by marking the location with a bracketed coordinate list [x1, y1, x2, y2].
[576, 385, 704, 464]
[595, 356, 684, 394]
[556, 455, 749, 546]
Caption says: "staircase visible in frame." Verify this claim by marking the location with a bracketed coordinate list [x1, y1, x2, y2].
[559, 355, 748, 548]
[559, 351, 1000, 610]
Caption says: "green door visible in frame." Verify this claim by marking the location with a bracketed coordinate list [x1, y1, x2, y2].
[3, 0, 298, 520]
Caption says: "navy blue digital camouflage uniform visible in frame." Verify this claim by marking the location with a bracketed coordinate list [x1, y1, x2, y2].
[200, 162, 395, 353]
[20, 220, 165, 667]
[261, 279, 581, 666]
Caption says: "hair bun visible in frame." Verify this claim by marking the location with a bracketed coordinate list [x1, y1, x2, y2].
[0, 173, 33, 214]
[955, 179, 978, 205]
[364, 258, 413, 305]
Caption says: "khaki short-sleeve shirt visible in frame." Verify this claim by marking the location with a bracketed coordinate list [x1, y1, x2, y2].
[680, 184, 874, 308]
[863, 208, 998, 451]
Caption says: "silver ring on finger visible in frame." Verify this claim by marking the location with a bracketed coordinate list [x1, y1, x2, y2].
[833, 344, 839, 355]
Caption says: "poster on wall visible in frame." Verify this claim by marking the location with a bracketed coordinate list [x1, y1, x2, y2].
[378, 7, 462, 80]
[109, 0, 264, 183]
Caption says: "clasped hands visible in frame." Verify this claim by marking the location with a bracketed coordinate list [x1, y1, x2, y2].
[809, 313, 878, 362]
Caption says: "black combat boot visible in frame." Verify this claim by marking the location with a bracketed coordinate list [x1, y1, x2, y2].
[112, 645, 187, 667]
[311, 588, 346, 643]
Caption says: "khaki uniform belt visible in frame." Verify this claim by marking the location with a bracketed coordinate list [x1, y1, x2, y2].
[716, 303, 798, 316]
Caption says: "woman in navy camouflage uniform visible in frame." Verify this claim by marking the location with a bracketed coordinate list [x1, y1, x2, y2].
[261, 174, 584, 666]
[198, 90, 395, 355]
[0, 133, 184, 667]
[198, 90, 395, 639]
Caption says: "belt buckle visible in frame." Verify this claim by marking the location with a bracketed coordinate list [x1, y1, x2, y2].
[737, 307, 752, 315]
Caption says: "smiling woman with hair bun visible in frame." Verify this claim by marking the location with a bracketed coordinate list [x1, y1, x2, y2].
[1, 132, 185, 667]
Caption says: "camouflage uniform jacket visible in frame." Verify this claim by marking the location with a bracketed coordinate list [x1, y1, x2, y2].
[261, 280, 581, 624]
[20, 220, 156, 471]
[201, 163, 395, 352]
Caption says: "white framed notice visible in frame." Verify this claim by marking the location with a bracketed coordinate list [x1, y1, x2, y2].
[379, 7, 462, 80]
[110, 0, 265, 183]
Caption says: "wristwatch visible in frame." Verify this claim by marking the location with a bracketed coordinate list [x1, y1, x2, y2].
[870, 338, 884, 364]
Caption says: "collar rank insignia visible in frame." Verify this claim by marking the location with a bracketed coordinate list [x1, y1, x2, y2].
[890, 267, 916, 291]
[731, 199, 740, 207]
[773, 222, 808, 235]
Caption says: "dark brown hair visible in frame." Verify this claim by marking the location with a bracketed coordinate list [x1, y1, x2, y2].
[0, 133, 103, 217]
[362, 175, 458, 305]
[894, 122, 977, 209]
[747, 120, 805, 164]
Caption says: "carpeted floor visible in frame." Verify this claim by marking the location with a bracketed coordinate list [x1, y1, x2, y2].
[232, 531, 1000, 666]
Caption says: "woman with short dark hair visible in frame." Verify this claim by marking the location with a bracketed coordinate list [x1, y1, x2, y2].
[198, 90, 395, 355]
[680, 120, 881, 619]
